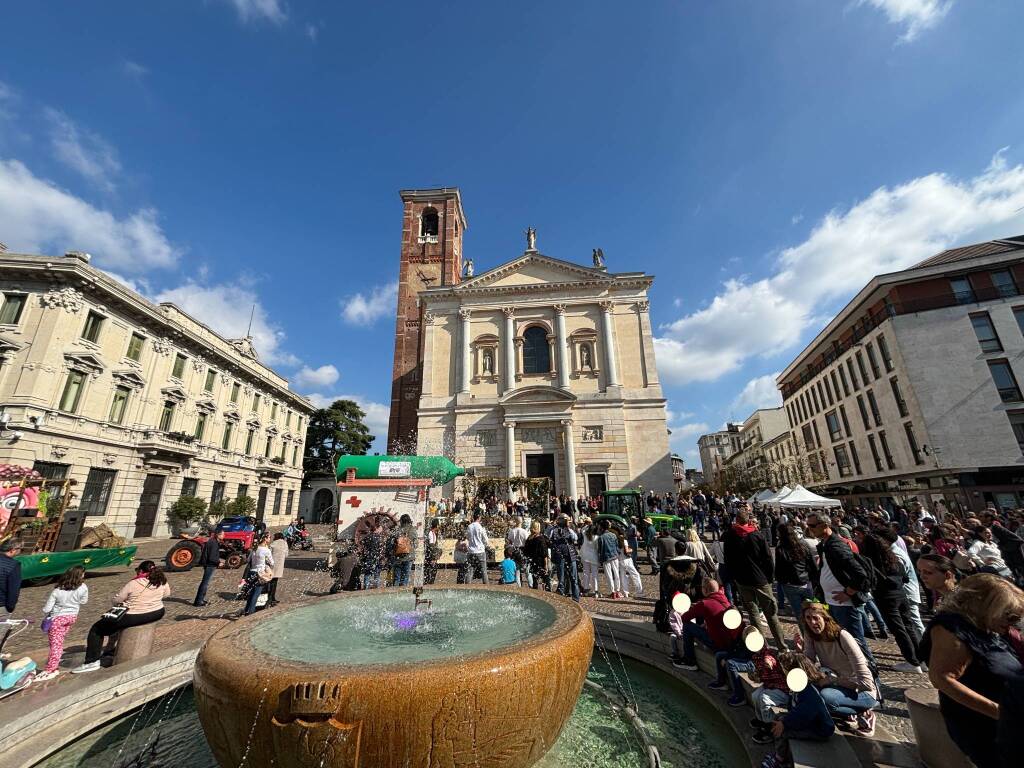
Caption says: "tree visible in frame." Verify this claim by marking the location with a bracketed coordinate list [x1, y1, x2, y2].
[168, 496, 209, 528]
[303, 399, 374, 476]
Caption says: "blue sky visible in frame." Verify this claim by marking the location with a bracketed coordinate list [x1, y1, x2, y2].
[3, 1, 1024, 468]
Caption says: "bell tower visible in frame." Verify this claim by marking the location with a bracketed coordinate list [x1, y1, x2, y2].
[387, 187, 467, 453]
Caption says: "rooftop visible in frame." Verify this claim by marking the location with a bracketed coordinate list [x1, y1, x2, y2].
[910, 235, 1024, 269]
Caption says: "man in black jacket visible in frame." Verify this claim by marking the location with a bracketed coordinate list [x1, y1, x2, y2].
[192, 531, 224, 607]
[0, 538, 23, 617]
[723, 507, 787, 649]
[805, 512, 875, 662]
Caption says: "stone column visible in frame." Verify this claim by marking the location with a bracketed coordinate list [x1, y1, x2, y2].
[599, 301, 621, 387]
[504, 421, 517, 478]
[421, 312, 436, 398]
[502, 307, 516, 393]
[554, 304, 569, 388]
[458, 308, 471, 394]
[635, 300, 658, 388]
[561, 419, 578, 500]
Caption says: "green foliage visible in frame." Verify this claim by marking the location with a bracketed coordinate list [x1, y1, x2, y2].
[303, 399, 374, 476]
[226, 496, 257, 517]
[169, 495, 209, 526]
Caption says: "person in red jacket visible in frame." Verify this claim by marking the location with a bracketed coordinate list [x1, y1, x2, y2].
[673, 578, 743, 679]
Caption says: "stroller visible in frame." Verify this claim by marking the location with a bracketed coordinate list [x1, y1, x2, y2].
[0, 619, 36, 699]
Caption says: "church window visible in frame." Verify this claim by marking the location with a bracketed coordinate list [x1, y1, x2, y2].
[420, 208, 439, 239]
[522, 326, 550, 374]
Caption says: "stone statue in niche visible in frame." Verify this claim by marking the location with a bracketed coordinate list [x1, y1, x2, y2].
[463, 258, 474, 278]
[580, 344, 593, 370]
[482, 349, 494, 375]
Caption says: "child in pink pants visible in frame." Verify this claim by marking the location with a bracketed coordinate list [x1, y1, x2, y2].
[37, 565, 89, 680]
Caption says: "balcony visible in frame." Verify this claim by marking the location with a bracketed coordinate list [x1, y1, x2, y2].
[138, 430, 199, 459]
[256, 456, 288, 477]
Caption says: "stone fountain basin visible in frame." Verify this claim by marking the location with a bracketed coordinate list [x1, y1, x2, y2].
[193, 585, 594, 768]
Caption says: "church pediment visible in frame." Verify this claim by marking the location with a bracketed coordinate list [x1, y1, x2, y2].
[458, 254, 615, 292]
[499, 385, 577, 405]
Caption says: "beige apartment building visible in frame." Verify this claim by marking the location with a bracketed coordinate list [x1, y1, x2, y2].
[0, 249, 312, 539]
[777, 235, 1024, 513]
[697, 424, 741, 488]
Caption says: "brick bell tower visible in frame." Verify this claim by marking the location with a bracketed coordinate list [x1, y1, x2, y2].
[387, 188, 467, 453]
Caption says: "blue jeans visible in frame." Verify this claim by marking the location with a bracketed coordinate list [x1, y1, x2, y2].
[244, 582, 264, 615]
[682, 622, 713, 665]
[782, 583, 812, 624]
[819, 685, 877, 717]
[193, 565, 217, 606]
[557, 559, 580, 602]
[362, 567, 381, 590]
[862, 598, 888, 637]
[392, 560, 412, 587]
[828, 604, 876, 664]
[717, 564, 734, 605]
[726, 659, 755, 698]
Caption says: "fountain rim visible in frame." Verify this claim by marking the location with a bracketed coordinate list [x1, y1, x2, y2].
[201, 584, 592, 673]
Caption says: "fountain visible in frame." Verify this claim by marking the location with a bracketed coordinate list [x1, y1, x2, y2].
[193, 586, 594, 768]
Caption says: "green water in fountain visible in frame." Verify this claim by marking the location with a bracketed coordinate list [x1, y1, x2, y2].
[34, 657, 747, 768]
[248, 589, 558, 664]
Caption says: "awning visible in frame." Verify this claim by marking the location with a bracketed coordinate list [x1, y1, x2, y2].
[777, 484, 842, 508]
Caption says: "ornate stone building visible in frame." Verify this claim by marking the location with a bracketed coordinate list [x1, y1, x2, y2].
[0, 249, 312, 538]
[393, 189, 673, 497]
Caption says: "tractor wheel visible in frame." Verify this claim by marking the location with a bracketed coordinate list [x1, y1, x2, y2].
[165, 542, 201, 572]
[225, 552, 246, 569]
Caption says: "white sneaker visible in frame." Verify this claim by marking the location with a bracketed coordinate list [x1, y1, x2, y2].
[893, 662, 923, 673]
[71, 661, 101, 674]
[35, 670, 61, 681]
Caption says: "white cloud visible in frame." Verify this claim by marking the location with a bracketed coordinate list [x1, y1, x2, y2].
[122, 60, 149, 81]
[730, 372, 783, 416]
[0, 158, 177, 273]
[45, 108, 121, 193]
[341, 282, 397, 326]
[153, 279, 298, 367]
[305, 22, 321, 41]
[666, 402, 709, 454]
[860, 0, 952, 42]
[304, 392, 390, 450]
[656, 151, 1024, 384]
[293, 364, 339, 389]
[223, 0, 287, 24]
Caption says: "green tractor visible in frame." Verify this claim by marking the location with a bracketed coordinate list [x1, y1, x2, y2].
[600, 489, 686, 532]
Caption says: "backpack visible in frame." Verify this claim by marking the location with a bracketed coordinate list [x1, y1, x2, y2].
[394, 533, 412, 556]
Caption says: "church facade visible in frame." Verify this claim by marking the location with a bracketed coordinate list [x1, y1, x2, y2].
[387, 187, 673, 498]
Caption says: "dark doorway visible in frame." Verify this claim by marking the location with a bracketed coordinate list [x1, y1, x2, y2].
[256, 486, 269, 521]
[525, 453, 556, 492]
[313, 488, 335, 522]
[133, 474, 166, 538]
[586, 473, 607, 498]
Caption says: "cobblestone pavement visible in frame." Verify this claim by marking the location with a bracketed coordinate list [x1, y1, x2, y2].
[7, 538, 924, 766]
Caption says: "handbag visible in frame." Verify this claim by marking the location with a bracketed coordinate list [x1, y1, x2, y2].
[102, 605, 128, 621]
[41, 615, 53, 633]
[257, 566, 274, 584]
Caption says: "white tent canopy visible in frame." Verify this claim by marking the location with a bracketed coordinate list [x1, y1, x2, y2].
[777, 484, 842, 508]
[746, 488, 775, 504]
[760, 486, 792, 505]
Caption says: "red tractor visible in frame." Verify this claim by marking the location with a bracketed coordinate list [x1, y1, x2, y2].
[164, 516, 265, 572]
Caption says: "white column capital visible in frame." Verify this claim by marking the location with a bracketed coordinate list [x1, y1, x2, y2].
[501, 306, 516, 318]
[502, 421, 517, 429]
[560, 418, 574, 427]
[599, 300, 614, 313]
[458, 308, 472, 320]
[553, 303, 567, 315]
[635, 300, 650, 313]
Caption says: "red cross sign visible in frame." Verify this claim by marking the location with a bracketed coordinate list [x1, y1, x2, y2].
[345, 495, 362, 508]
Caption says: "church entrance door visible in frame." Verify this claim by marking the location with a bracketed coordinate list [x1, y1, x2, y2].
[586, 473, 607, 498]
[525, 453, 556, 493]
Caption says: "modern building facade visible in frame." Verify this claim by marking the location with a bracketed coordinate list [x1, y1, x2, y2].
[395, 189, 674, 498]
[697, 424, 741, 487]
[777, 235, 1024, 513]
[0, 249, 312, 538]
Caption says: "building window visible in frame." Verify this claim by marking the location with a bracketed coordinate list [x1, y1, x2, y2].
[811, 420, 822, 448]
[159, 400, 176, 431]
[848, 441, 863, 475]
[231, 382, 241, 403]
[866, 389, 883, 426]
[109, 385, 130, 424]
[876, 334, 894, 373]
[950, 276, 975, 304]
[856, 395, 870, 430]
[59, 371, 86, 413]
[991, 269, 1017, 298]
[867, 434, 883, 471]
[194, 413, 207, 441]
[798, 393, 807, 422]
[172, 353, 187, 379]
[272, 488, 283, 515]
[237, 484, 249, 499]
[81, 311, 105, 343]
[823, 376, 835, 406]
[33, 461, 69, 506]
[856, 351, 870, 383]
[0, 293, 27, 325]
[271, 402, 278, 421]
[839, 404, 852, 436]
[904, 422, 924, 465]
[253, 393, 261, 412]
[811, 386, 820, 413]
[522, 326, 551, 374]
[989, 360, 1023, 402]
[420, 207, 439, 238]
[292, 444, 299, 465]
[878, 430, 896, 470]
[834, 445, 852, 477]
[204, 369, 217, 392]
[245, 428, 255, 455]
[818, 381, 827, 411]
[286, 410, 292, 428]
[297, 415, 304, 432]
[80, 468, 117, 516]
[837, 366, 850, 397]
[890, 376, 910, 417]
[126, 333, 145, 362]
[847, 358, 860, 390]
[287, 489, 295, 517]
[211, 481, 226, 505]
[865, 342, 881, 379]
[181, 477, 198, 497]
[1008, 412, 1024, 454]
[825, 410, 843, 442]
[830, 371, 843, 401]
[801, 425, 815, 453]
[222, 421, 234, 450]
[970, 312, 1003, 353]
[264, 436, 273, 458]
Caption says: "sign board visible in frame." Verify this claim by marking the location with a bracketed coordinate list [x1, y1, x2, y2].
[378, 461, 411, 478]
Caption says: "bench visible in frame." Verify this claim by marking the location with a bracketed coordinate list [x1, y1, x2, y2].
[905, 687, 974, 768]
